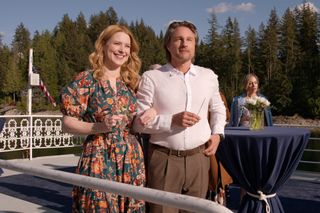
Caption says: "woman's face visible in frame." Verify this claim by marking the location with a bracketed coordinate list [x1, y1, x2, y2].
[104, 32, 131, 69]
[246, 76, 259, 95]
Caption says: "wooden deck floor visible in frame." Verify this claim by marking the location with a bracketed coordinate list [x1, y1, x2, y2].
[0, 155, 319, 213]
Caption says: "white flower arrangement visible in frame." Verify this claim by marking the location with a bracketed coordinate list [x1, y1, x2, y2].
[243, 96, 271, 130]
[245, 96, 271, 111]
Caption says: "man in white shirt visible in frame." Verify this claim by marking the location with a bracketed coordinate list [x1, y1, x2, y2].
[134, 20, 226, 213]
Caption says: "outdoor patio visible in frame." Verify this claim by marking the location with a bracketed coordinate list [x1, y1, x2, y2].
[0, 154, 319, 213]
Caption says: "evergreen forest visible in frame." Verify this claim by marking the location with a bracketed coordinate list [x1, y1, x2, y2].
[0, 5, 319, 118]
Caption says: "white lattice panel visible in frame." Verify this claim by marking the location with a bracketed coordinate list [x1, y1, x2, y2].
[0, 115, 83, 153]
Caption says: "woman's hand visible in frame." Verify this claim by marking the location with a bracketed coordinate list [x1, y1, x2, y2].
[240, 107, 250, 124]
[104, 114, 127, 130]
[139, 108, 157, 126]
[240, 114, 250, 123]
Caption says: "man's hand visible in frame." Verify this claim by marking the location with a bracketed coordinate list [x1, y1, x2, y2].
[172, 111, 200, 127]
[203, 134, 220, 156]
[140, 108, 157, 126]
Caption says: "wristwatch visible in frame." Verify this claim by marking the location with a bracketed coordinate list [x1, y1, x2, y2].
[218, 134, 225, 141]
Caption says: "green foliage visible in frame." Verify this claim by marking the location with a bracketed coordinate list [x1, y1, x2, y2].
[197, 13, 223, 76]
[12, 23, 31, 84]
[219, 17, 242, 99]
[307, 96, 320, 119]
[309, 98, 320, 118]
[2, 53, 24, 100]
[0, 46, 11, 93]
[33, 31, 59, 98]
[1, 5, 319, 119]
[16, 97, 27, 113]
[292, 4, 319, 117]
[88, 7, 119, 44]
[130, 20, 165, 72]
[242, 26, 259, 74]
[74, 12, 93, 71]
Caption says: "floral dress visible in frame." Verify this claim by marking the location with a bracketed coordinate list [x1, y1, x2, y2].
[60, 70, 145, 213]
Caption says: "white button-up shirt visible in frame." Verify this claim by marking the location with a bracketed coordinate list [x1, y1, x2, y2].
[134, 63, 226, 150]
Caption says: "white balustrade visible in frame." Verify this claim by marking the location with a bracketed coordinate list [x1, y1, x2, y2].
[0, 115, 83, 156]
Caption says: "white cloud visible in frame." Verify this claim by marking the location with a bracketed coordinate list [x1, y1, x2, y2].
[297, 2, 319, 13]
[207, 3, 232, 14]
[207, 2, 255, 14]
[235, 3, 255, 12]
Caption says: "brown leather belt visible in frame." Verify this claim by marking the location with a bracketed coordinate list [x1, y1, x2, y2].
[151, 143, 205, 157]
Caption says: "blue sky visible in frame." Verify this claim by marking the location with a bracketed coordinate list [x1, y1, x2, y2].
[0, 0, 319, 46]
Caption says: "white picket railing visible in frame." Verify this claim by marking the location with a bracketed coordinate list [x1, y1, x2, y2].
[0, 115, 83, 159]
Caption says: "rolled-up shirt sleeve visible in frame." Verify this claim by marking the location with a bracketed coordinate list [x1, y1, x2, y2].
[208, 75, 226, 135]
[133, 74, 172, 133]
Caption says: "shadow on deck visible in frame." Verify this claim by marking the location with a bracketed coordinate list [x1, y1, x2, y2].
[0, 156, 319, 213]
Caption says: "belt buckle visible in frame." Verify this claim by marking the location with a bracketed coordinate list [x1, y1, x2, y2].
[177, 150, 181, 157]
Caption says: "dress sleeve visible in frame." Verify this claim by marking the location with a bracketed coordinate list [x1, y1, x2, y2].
[60, 71, 94, 120]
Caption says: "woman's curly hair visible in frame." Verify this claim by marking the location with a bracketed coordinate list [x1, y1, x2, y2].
[89, 25, 141, 91]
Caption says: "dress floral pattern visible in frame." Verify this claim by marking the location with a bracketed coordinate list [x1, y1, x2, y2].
[60, 70, 145, 213]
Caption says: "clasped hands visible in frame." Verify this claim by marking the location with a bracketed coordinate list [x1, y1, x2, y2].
[102, 108, 158, 130]
[139, 108, 157, 127]
[103, 114, 128, 130]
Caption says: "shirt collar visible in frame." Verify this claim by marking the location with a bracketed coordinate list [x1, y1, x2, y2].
[164, 63, 198, 77]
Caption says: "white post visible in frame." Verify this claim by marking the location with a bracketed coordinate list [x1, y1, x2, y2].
[28, 48, 33, 160]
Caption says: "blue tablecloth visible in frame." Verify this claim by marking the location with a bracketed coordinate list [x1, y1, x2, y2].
[216, 126, 310, 213]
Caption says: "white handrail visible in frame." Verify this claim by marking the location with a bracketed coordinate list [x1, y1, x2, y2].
[0, 159, 232, 213]
[0, 114, 63, 118]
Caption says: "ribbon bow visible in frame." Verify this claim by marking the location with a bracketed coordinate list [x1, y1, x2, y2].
[247, 190, 276, 213]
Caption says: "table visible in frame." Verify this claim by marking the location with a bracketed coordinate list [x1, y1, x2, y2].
[216, 126, 310, 213]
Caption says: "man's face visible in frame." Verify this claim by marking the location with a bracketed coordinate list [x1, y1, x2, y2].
[166, 26, 196, 64]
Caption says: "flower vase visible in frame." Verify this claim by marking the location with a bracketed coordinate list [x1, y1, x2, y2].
[249, 109, 264, 130]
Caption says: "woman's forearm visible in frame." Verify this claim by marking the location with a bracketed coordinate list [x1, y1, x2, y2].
[62, 116, 108, 135]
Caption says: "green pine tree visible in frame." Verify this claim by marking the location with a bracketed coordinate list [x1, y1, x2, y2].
[33, 31, 59, 100]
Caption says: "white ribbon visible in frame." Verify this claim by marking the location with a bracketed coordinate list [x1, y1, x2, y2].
[247, 190, 276, 213]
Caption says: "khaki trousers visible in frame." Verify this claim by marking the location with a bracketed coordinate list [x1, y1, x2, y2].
[147, 148, 210, 213]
